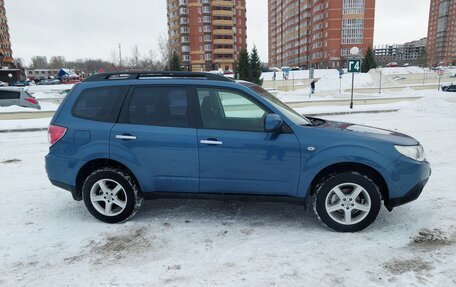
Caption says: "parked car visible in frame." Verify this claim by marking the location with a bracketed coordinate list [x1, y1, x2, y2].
[386, 62, 398, 67]
[0, 81, 8, 87]
[441, 83, 456, 92]
[45, 71, 431, 232]
[450, 74, 456, 78]
[38, 79, 61, 85]
[0, 88, 41, 109]
[12, 81, 30, 87]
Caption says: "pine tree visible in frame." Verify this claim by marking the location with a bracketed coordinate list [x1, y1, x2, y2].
[237, 48, 250, 81]
[249, 45, 263, 85]
[169, 51, 182, 71]
[361, 47, 377, 73]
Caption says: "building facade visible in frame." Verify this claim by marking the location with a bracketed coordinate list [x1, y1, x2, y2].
[268, 0, 375, 69]
[374, 38, 427, 67]
[0, 0, 13, 68]
[167, 0, 247, 72]
[427, 0, 456, 66]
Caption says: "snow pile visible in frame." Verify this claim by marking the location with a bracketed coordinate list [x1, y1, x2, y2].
[402, 96, 456, 116]
[262, 69, 343, 81]
[0, 102, 59, 113]
[379, 66, 425, 75]
[316, 72, 375, 92]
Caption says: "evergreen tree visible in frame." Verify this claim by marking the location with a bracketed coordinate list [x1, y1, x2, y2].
[237, 48, 250, 81]
[249, 45, 263, 85]
[361, 47, 377, 73]
[169, 51, 182, 71]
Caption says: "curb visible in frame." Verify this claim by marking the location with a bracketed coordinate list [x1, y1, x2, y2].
[306, 109, 399, 117]
[0, 127, 48, 134]
[0, 109, 398, 133]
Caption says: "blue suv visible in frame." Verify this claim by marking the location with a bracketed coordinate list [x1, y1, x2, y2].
[45, 71, 431, 232]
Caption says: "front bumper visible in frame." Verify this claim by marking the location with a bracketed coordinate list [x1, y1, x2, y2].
[385, 178, 429, 211]
[383, 156, 431, 211]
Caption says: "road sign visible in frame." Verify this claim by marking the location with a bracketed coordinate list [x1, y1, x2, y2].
[348, 59, 361, 73]
[437, 70, 444, 76]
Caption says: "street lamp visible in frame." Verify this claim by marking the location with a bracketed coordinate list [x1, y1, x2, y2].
[8, 73, 13, 85]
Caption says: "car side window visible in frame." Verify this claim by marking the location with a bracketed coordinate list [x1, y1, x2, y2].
[127, 86, 189, 128]
[197, 88, 267, 132]
[0, 91, 20, 100]
[72, 86, 128, 123]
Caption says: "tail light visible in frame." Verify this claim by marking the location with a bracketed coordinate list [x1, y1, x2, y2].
[48, 125, 67, 146]
[25, 97, 38, 105]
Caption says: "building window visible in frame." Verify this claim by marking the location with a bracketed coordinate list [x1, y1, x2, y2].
[341, 19, 364, 44]
[342, 0, 365, 14]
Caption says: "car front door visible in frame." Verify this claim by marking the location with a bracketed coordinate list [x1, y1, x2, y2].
[195, 87, 301, 196]
[110, 86, 199, 193]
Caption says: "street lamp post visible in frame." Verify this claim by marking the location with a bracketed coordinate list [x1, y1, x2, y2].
[379, 69, 382, 94]
[348, 47, 361, 109]
[8, 73, 13, 85]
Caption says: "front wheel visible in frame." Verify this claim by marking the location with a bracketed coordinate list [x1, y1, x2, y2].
[82, 168, 143, 223]
[313, 172, 381, 232]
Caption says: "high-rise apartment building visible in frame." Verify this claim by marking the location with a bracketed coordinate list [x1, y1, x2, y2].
[0, 0, 13, 67]
[427, 0, 456, 66]
[268, 0, 375, 69]
[374, 38, 427, 67]
[167, 0, 247, 72]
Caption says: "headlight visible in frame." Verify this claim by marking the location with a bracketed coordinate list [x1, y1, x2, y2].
[395, 145, 426, 161]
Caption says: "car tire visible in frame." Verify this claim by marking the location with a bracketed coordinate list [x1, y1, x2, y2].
[313, 172, 381, 232]
[442, 87, 448, 92]
[82, 167, 143, 223]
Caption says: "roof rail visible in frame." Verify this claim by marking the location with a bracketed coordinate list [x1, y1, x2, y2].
[83, 71, 234, 83]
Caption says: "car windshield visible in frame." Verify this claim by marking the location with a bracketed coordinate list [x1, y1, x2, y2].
[239, 82, 312, 126]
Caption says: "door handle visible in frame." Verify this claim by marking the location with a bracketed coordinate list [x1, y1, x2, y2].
[115, 134, 137, 140]
[200, 139, 223, 145]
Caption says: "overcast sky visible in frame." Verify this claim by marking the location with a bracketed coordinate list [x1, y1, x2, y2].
[5, 0, 430, 65]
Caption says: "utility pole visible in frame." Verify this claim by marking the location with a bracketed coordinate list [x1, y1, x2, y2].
[118, 43, 122, 70]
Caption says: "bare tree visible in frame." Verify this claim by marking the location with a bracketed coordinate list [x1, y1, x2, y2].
[49, 56, 66, 69]
[30, 56, 49, 69]
[130, 45, 141, 68]
[110, 49, 119, 69]
[158, 35, 173, 69]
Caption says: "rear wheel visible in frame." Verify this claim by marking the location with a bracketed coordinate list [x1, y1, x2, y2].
[313, 172, 381, 232]
[82, 168, 143, 223]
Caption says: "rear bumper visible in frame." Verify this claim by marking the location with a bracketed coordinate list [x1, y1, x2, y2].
[45, 153, 81, 201]
[49, 179, 80, 201]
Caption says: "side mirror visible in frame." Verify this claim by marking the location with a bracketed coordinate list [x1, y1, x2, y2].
[265, 114, 283, 132]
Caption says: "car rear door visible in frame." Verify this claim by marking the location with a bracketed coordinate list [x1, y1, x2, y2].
[110, 85, 199, 193]
[194, 86, 301, 196]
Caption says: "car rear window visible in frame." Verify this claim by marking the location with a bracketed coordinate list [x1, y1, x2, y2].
[125, 86, 189, 128]
[0, 90, 20, 100]
[72, 86, 128, 122]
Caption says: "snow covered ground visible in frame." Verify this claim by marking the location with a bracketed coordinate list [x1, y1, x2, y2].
[1, 97, 456, 286]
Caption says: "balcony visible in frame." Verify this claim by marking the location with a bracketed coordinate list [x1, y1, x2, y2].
[213, 29, 233, 36]
[213, 58, 235, 64]
[213, 19, 233, 26]
[212, 10, 233, 17]
[213, 48, 234, 54]
[213, 39, 233, 45]
[211, 0, 233, 7]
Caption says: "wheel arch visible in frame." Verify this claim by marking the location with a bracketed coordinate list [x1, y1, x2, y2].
[307, 162, 390, 206]
[74, 158, 141, 201]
